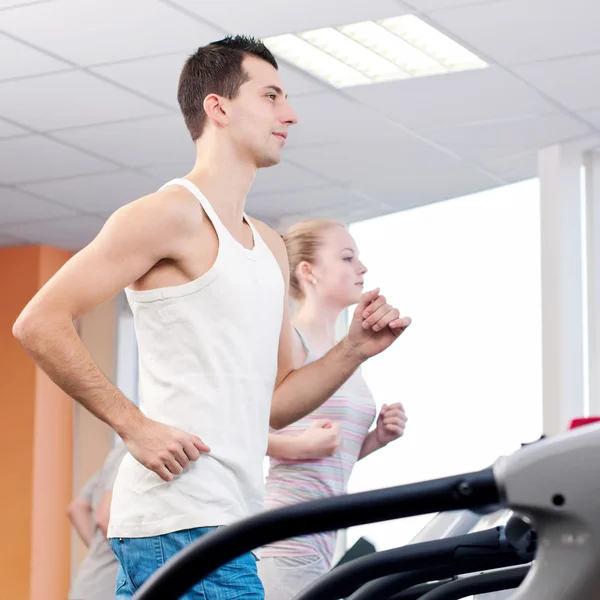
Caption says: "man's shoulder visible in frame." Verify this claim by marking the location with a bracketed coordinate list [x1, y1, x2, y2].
[248, 218, 285, 253]
[112, 184, 205, 241]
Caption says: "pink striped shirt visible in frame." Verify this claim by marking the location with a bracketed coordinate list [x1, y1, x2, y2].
[261, 329, 376, 567]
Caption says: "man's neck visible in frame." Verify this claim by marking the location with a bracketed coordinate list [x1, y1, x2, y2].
[187, 135, 258, 225]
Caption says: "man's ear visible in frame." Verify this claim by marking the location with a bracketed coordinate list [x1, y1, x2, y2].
[203, 93, 229, 127]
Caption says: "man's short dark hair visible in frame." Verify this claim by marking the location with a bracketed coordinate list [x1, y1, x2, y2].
[178, 35, 278, 141]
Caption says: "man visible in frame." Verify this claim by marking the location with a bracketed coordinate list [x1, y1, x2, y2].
[13, 36, 411, 599]
[68, 443, 127, 600]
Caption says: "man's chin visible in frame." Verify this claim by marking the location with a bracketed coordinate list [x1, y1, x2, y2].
[257, 153, 282, 169]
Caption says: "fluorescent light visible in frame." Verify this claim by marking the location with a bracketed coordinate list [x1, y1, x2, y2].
[298, 27, 407, 82]
[379, 15, 488, 71]
[263, 15, 487, 89]
[338, 21, 445, 77]
[264, 33, 370, 88]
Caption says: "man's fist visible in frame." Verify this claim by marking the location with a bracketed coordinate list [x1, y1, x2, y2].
[346, 289, 411, 361]
[298, 419, 342, 459]
[375, 403, 407, 447]
[123, 417, 210, 482]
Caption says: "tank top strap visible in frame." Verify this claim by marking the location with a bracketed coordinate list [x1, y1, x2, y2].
[160, 178, 226, 236]
[293, 327, 312, 357]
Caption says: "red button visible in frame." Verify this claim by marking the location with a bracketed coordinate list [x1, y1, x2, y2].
[569, 417, 600, 430]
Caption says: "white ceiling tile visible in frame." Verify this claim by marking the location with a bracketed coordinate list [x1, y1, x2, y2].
[287, 93, 407, 148]
[424, 114, 591, 164]
[91, 51, 329, 109]
[0, 33, 71, 81]
[0, 215, 107, 251]
[285, 135, 467, 184]
[337, 203, 397, 226]
[483, 151, 538, 181]
[138, 162, 193, 184]
[0, 0, 224, 66]
[0, 187, 77, 224]
[578, 107, 600, 130]
[0, 71, 168, 131]
[168, 0, 410, 37]
[91, 53, 188, 110]
[429, 0, 600, 65]
[0, 136, 116, 185]
[501, 163, 538, 184]
[307, 200, 385, 224]
[251, 161, 331, 195]
[0, 0, 55, 7]
[247, 185, 365, 220]
[20, 171, 159, 214]
[343, 67, 557, 131]
[352, 167, 502, 209]
[0, 232, 26, 247]
[513, 54, 600, 112]
[407, 0, 505, 9]
[0, 118, 29, 138]
[52, 115, 195, 169]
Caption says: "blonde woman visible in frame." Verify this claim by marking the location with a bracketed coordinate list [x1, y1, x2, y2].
[258, 219, 408, 599]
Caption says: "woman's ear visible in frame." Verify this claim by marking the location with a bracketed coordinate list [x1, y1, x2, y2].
[298, 261, 317, 286]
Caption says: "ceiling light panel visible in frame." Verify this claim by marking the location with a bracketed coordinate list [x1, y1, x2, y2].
[263, 15, 488, 88]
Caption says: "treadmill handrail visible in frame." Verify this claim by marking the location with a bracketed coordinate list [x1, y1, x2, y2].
[418, 565, 529, 600]
[133, 468, 499, 600]
[296, 526, 533, 600]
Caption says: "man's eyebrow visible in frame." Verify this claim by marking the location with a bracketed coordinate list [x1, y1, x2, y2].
[264, 85, 287, 99]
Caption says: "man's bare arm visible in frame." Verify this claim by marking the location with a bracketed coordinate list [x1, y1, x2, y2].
[270, 304, 366, 429]
[67, 497, 94, 547]
[13, 191, 209, 481]
[95, 490, 113, 538]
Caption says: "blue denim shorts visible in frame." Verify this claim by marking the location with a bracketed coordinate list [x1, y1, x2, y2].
[109, 527, 263, 599]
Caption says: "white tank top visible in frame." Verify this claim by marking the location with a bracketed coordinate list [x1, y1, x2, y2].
[108, 178, 285, 538]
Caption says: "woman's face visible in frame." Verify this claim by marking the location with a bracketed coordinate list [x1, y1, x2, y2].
[310, 226, 368, 308]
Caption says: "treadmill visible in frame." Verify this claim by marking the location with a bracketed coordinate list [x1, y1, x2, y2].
[130, 418, 600, 600]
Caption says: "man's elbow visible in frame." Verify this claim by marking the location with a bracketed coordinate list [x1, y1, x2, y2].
[13, 306, 44, 346]
[13, 311, 32, 344]
[269, 417, 284, 431]
[13, 306, 69, 348]
[95, 513, 109, 538]
[66, 501, 76, 522]
[269, 408, 290, 431]
[67, 498, 88, 521]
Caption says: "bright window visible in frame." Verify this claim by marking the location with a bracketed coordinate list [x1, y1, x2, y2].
[345, 178, 544, 551]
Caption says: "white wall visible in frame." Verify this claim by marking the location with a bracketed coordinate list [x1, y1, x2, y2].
[345, 179, 544, 551]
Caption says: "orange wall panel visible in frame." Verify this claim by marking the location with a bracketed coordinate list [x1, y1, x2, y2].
[0, 246, 42, 600]
[0, 245, 74, 600]
[31, 246, 74, 600]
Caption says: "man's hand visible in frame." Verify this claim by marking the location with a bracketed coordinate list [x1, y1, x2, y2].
[123, 417, 210, 482]
[375, 403, 407, 447]
[297, 419, 342, 459]
[346, 289, 411, 360]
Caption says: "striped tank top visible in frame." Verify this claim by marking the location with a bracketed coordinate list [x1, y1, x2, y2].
[261, 329, 377, 567]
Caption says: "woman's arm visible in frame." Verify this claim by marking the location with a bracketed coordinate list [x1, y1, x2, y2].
[267, 434, 306, 460]
[358, 403, 407, 461]
[358, 430, 385, 461]
[267, 420, 341, 460]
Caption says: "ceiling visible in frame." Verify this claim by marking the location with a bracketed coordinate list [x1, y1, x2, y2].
[1, 0, 599, 251]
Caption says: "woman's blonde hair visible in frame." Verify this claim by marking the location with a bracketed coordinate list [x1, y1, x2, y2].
[283, 218, 344, 299]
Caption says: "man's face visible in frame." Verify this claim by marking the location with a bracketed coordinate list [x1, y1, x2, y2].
[226, 56, 298, 168]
